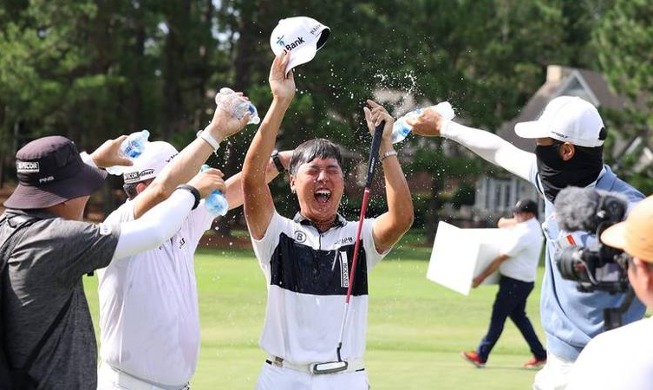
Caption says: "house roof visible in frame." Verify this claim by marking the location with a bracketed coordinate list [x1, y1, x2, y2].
[498, 65, 629, 152]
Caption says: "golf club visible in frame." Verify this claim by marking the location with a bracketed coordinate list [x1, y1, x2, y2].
[320, 121, 385, 373]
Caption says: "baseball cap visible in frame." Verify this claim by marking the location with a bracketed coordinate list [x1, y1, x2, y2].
[514, 96, 606, 147]
[122, 141, 178, 184]
[270, 16, 330, 75]
[601, 195, 653, 262]
[4, 136, 107, 209]
[513, 199, 539, 217]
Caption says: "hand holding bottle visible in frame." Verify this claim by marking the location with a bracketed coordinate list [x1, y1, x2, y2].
[200, 164, 229, 216]
[392, 102, 455, 143]
[89, 135, 132, 170]
[185, 166, 226, 212]
[106, 130, 151, 175]
[215, 88, 260, 125]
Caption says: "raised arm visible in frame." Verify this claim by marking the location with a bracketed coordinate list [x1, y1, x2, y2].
[225, 150, 292, 210]
[130, 95, 250, 218]
[111, 168, 225, 260]
[409, 108, 535, 181]
[364, 100, 414, 254]
[242, 53, 295, 239]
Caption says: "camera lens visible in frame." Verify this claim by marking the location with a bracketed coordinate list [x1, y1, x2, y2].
[557, 247, 592, 283]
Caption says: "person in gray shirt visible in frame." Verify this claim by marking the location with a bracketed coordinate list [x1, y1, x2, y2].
[0, 134, 229, 389]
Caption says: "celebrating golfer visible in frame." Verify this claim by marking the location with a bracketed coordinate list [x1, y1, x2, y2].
[242, 53, 413, 390]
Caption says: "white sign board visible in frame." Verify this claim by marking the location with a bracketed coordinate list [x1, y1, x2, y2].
[426, 221, 508, 295]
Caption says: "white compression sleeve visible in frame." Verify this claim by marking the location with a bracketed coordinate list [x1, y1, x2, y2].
[79, 152, 98, 168]
[111, 189, 194, 261]
[440, 120, 536, 181]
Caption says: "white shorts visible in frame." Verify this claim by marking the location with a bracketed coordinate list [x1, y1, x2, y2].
[255, 361, 370, 390]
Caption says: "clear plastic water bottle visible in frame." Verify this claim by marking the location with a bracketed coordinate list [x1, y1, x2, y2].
[215, 87, 260, 125]
[105, 130, 151, 175]
[391, 102, 455, 144]
[200, 164, 229, 216]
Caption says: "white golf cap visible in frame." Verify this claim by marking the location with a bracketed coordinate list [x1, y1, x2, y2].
[270, 16, 330, 75]
[123, 141, 179, 184]
[514, 96, 606, 147]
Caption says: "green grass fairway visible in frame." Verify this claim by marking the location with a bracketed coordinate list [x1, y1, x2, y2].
[84, 243, 545, 389]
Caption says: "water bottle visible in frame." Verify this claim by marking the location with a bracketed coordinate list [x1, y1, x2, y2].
[391, 102, 455, 144]
[200, 164, 229, 216]
[105, 130, 151, 175]
[215, 87, 260, 125]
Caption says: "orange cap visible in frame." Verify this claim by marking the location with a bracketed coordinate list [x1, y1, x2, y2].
[601, 195, 653, 262]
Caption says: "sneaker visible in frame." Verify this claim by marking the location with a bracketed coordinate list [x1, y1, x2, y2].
[523, 356, 547, 369]
[461, 351, 486, 368]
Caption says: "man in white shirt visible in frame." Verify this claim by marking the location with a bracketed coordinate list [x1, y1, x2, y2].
[96, 98, 254, 390]
[242, 53, 414, 390]
[462, 199, 547, 369]
[567, 195, 653, 390]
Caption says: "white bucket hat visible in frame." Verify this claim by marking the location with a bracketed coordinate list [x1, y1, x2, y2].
[270, 16, 330, 75]
[514, 96, 606, 148]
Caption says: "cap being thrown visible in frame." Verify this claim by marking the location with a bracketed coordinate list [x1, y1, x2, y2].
[270, 16, 330, 75]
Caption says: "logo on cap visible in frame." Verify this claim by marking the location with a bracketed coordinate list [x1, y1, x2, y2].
[140, 169, 155, 177]
[283, 36, 305, 51]
[17, 161, 40, 173]
[124, 171, 140, 182]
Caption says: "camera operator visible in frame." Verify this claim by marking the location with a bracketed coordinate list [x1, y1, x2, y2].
[410, 96, 646, 388]
[567, 195, 653, 389]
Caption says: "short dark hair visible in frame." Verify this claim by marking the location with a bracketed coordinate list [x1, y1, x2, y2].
[288, 139, 343, 175]
[123, 183, 139, 200]
[123, 178, 154, 200]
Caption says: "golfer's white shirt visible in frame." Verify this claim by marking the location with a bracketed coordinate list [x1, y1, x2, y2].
[251, 212, 385, 365]
[98, 199, 214, 386]
[567, 316, 653, 390]
[498, 217, 543, 282]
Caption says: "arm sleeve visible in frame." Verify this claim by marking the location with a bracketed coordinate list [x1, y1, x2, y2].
[111, 189, 194, 261]
[441, 120, 536, 181]
[79, 151, 98, 168]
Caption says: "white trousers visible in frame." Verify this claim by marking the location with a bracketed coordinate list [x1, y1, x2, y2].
[255, 361, 370, 390]
[532, 352, 575, 390]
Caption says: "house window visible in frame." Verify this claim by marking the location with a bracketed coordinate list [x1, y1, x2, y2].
[491, 178, 512, 213]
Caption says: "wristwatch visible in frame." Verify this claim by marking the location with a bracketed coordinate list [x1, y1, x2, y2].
[271, 150, 285, 173]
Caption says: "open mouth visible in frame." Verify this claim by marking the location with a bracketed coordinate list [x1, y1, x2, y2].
[314, 189, 332, 203]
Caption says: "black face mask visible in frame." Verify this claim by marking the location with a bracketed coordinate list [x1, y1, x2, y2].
[535, 144, 604, 203]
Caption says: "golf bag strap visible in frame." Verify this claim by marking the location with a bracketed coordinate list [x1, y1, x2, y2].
[0, 214, 72, 379]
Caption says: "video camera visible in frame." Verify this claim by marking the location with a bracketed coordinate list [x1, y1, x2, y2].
[553, 187, 630, 294]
